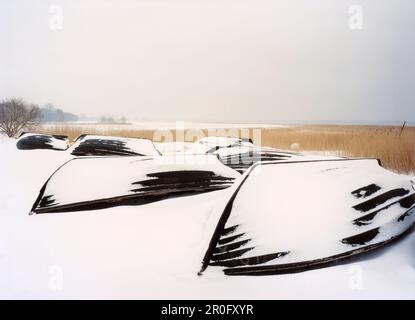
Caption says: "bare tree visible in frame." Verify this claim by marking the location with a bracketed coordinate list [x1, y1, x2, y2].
[0, 98, 39, 137]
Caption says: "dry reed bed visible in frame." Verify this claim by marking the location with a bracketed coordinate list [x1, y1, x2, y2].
[32, 124, 415, 174]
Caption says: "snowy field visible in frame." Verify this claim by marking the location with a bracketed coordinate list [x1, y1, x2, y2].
[0, 135, 414, 299]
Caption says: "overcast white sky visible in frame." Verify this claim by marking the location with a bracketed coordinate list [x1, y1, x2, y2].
[1, 0, 414, 122]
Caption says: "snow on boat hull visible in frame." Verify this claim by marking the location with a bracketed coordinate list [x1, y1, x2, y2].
[30, 155, 240, 214]
[16, 133, 69, 151]
[69, 134, 160, 156]
[194, 137, 305, 173]
[200, 159, 415, 276]
[214, 146, 302, 174]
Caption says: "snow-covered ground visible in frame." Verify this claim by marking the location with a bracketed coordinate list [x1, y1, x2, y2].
[0, 135, 414, 299]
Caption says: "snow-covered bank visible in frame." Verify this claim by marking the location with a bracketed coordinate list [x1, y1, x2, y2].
[0, 136, 414, 299]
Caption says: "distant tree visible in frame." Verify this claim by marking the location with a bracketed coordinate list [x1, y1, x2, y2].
[38, 103, 79, 122]
[78, 113, 90, 121]
[99, 115, 116, 123]
[0, 98, 39, 137]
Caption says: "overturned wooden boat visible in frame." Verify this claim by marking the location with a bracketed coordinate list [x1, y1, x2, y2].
[30, 154, 240, 214]
[199, 158, 415, 276]
[69, 134, 160, 156]
[196, 136, 253, 154]
[214, 145, 303, 174]
[193, 137, 306, 173]
[16, 132, 69, 151]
